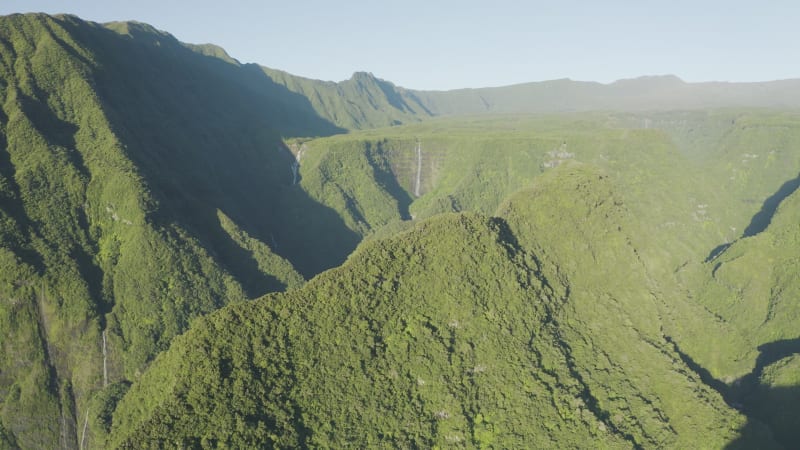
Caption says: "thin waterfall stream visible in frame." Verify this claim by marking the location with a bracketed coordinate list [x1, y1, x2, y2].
[290, 144, 306, 185]
[414, 140, 422, 197]
[80, 409, 89, 450]
[102, 329, 108, 388]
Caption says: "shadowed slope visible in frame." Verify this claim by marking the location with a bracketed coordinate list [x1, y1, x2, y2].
[0, 13, 345, 447]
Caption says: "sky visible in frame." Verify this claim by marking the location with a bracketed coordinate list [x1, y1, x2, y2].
[1, 0, 798, 90]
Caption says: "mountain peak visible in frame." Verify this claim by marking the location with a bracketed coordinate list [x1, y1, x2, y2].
[612, 74, 685, 86]
[103, 19, 178, 45]
[349, 71, 379, 83]
[351, 70, 375, 78]
[184, 42, 240, 65]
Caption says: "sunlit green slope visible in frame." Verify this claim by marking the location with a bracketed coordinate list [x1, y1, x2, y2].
[107, 185, 770, 448]
[111, 213, 631, 449]
[284, 113, 800, 448]
[294, 111, 800, 267]
[496, 164, 765, 448]
[680, 187, 800, 449]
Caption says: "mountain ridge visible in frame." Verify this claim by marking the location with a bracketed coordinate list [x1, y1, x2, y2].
[53, 13, 800, 131]
[260, 66, 800, 123]
[11, 13, 797, 134]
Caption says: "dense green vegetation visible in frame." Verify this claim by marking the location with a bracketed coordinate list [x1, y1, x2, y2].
[0, 12, 799, 449]
[106, 173, 774, 448]
[261, 69, 432, 130]
[103, 212, 732, 448]
[0, 13, 319, 448]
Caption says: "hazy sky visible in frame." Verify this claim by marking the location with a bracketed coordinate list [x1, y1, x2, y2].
[1, 0, 798, 90]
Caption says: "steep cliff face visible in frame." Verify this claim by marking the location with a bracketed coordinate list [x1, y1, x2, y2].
[0, 14, 309, 448]
[260, 68, 433, 130]
[687, 188, 800, 449]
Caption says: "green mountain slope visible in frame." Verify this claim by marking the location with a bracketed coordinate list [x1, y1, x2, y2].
[261, 69, 432, 130]
[0, 17, 447, 446]
[284, 114, 800, 447]
[496, 164, 764, 448]
[107, 206, 764, 448]
[0, 13, 315, 448]
[294, 111, 800, 265]
[106, 213, 630, 448]
[683, 187, 800, 448]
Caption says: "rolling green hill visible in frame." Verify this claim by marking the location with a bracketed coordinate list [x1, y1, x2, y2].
[0, 11, 799, 450]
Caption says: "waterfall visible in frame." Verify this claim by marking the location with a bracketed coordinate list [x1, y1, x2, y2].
[79, 409, 89, 450]
[290, 144, 306, 186]
[414, 140, 422, 197]
[270, 233, 278, 250]
[290, 161, 299, 185]
[102, 330, 108, 388]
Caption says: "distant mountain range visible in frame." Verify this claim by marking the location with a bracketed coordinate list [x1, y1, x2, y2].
[410, 74, 800, 114]
[156, 22, 800, 132]
[259, 65, 800, 129]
